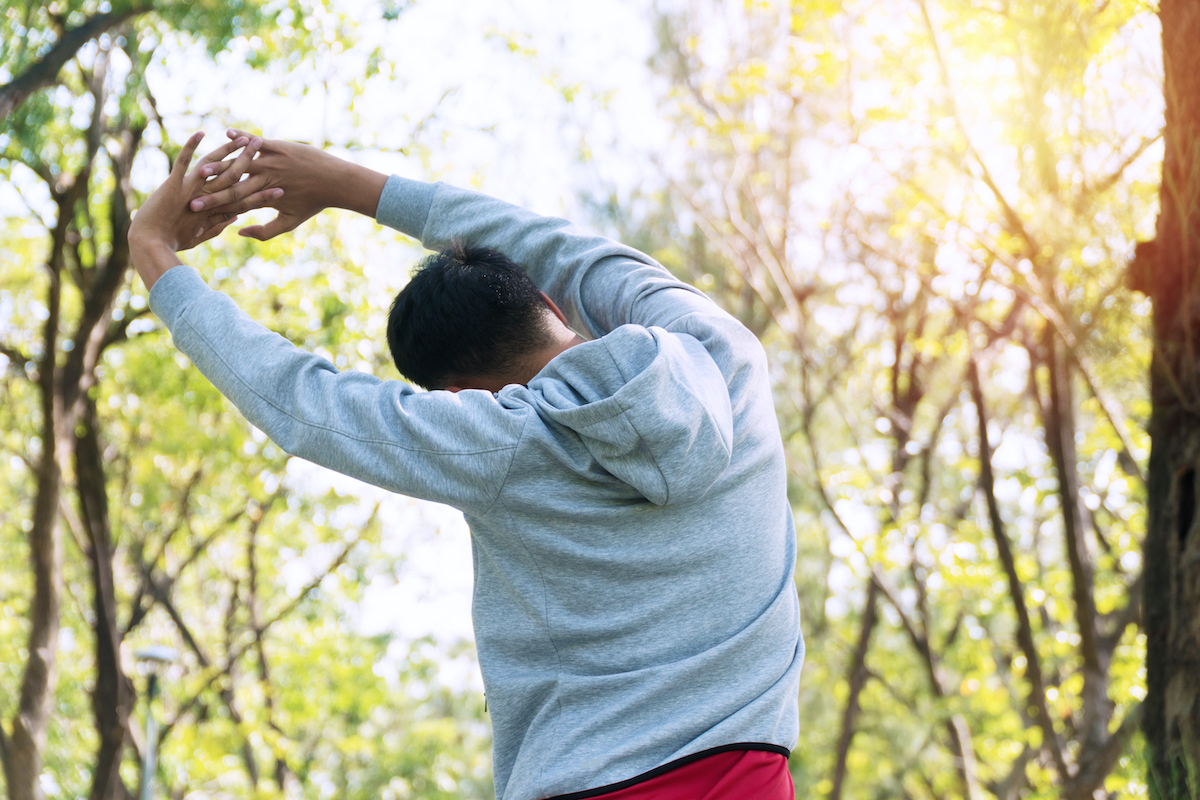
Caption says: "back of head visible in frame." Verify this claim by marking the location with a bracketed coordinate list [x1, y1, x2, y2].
[387, 242, 552, 389]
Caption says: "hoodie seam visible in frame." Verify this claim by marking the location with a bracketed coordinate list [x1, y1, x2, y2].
[478, 409, 533, 519]
[599, 329, 636, 384]
[491, 497, 567, 797]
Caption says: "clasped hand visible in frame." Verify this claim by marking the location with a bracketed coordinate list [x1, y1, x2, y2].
[128, 132, 281, 253]
[131, 126, 340, 253]
[190, 128, 339, 241]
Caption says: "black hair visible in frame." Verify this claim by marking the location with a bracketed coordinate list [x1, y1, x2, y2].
[387, 242, 553, 389]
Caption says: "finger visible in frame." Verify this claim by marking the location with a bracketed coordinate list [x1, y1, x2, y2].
[192, 136, 249, 175]
[199, 158, 237, 181]
[198, 137, 261, 196]
[238, 212, 298, 241]
[209, 186, 284, 216]
[200, 174, 277, 213]
[225, 129, 275, 176]
[192, 213, 240, 246]
[171, 132, 205, 180]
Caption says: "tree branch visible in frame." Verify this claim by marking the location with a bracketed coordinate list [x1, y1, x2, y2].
[1061, 705, 1141, 800]
[0, 342, 34, 377]
[871, 565, 983, 800]
[161, 511, 376, 736]
[0, 1, 154, 121]
[1042, 330, 1109, 756]
[916, 0, 1036, 256]
[1099, 570, 1143, 656]
[101, 307, 152, 349]
[829, 580, 879, 800]
[968, 355, 1072, 779]
[1085, 133, 1163, 200]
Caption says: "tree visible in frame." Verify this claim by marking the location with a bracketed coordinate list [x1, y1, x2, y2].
[0, 3, 492, 799]
[599, 0, 1158, 795]
[1142, 0, 1200, 795]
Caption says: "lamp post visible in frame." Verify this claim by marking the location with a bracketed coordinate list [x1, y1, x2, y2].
[135, 646, 178, 800]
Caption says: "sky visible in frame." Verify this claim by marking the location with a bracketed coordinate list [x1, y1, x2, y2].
[148, 0, 667, 213]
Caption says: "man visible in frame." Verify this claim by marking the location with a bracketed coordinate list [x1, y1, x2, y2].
[129, 131, 804, 800]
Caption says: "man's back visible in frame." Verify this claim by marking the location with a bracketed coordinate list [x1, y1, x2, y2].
[468, 318, 801, 799]
[146, 169, 803, 800]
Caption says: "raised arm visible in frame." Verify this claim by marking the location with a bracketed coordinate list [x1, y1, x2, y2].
[372, 177, 723, 341]
[128, 133, 524, 516]
[196, 132, 761, 379]
[197, 130, 724, 340]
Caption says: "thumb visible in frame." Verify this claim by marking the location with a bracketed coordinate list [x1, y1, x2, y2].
[237, 213, 297, 241]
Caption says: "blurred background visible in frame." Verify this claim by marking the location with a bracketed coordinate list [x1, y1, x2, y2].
[0, 0, 1167, 798]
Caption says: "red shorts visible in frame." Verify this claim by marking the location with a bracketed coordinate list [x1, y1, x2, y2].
[549, 746, 794, 800]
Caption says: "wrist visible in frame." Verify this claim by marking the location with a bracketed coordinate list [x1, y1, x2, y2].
[331, 161, 388, 218]
[129, 234, 183, 291]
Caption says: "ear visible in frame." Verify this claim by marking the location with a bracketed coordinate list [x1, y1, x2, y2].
[541, 292, 570, 326]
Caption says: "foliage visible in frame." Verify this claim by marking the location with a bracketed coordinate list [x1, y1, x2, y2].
[595, 0, 1159, 797]
[0, 0, 1173, 799]
[0, 2, 491, 800]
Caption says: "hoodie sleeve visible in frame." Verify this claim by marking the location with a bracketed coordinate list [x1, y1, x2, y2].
[148, 266, 525, 517]
[375, 176, 732, 343]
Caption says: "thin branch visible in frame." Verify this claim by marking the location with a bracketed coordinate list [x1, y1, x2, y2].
[1085, 133, 1163, 199]
[985, 746, 1033, 800]
[0, 342, 35, 377]
[1002, 274, 1148, 486]
[57, 495, 91, 560]
[1042, 329, 1108, 756]
[162, 510, 376, 735]
[915, 0, 1036, 256]
[1061, 704, 1141, 800]
[101, 307, 152, 348]
[871, 565, 983, 800]
[968, 355, 1071, 779]
[1098, 570, 1143, 655]
[863, 666, 920, 711]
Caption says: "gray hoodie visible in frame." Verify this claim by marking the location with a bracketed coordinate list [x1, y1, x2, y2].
[148, 176, 803, 800]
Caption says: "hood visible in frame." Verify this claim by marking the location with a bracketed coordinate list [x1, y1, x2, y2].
[528, 325, 733, 505]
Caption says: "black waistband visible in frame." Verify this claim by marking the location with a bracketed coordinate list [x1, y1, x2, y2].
[542, 743, 791, 800]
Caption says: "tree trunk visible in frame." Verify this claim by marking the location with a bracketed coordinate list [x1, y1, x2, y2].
[77, 399, 135, 800]
[1145, 0, 1200, 796]
[6, 259, 69, 800]
[828, 580, 879, 800]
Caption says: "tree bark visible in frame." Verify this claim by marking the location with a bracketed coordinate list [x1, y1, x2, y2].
[1145, 0, 1200, 795]
[6, 206, 73, 800]
[828, 580, 879, 800]
[77, 399, 135, 800]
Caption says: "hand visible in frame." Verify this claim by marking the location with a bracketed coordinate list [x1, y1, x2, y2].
[129, 133, 280, 252]
[192, 129, 341, 241]
[191, 128, 388, 241]
[128, 133, 283, 291]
